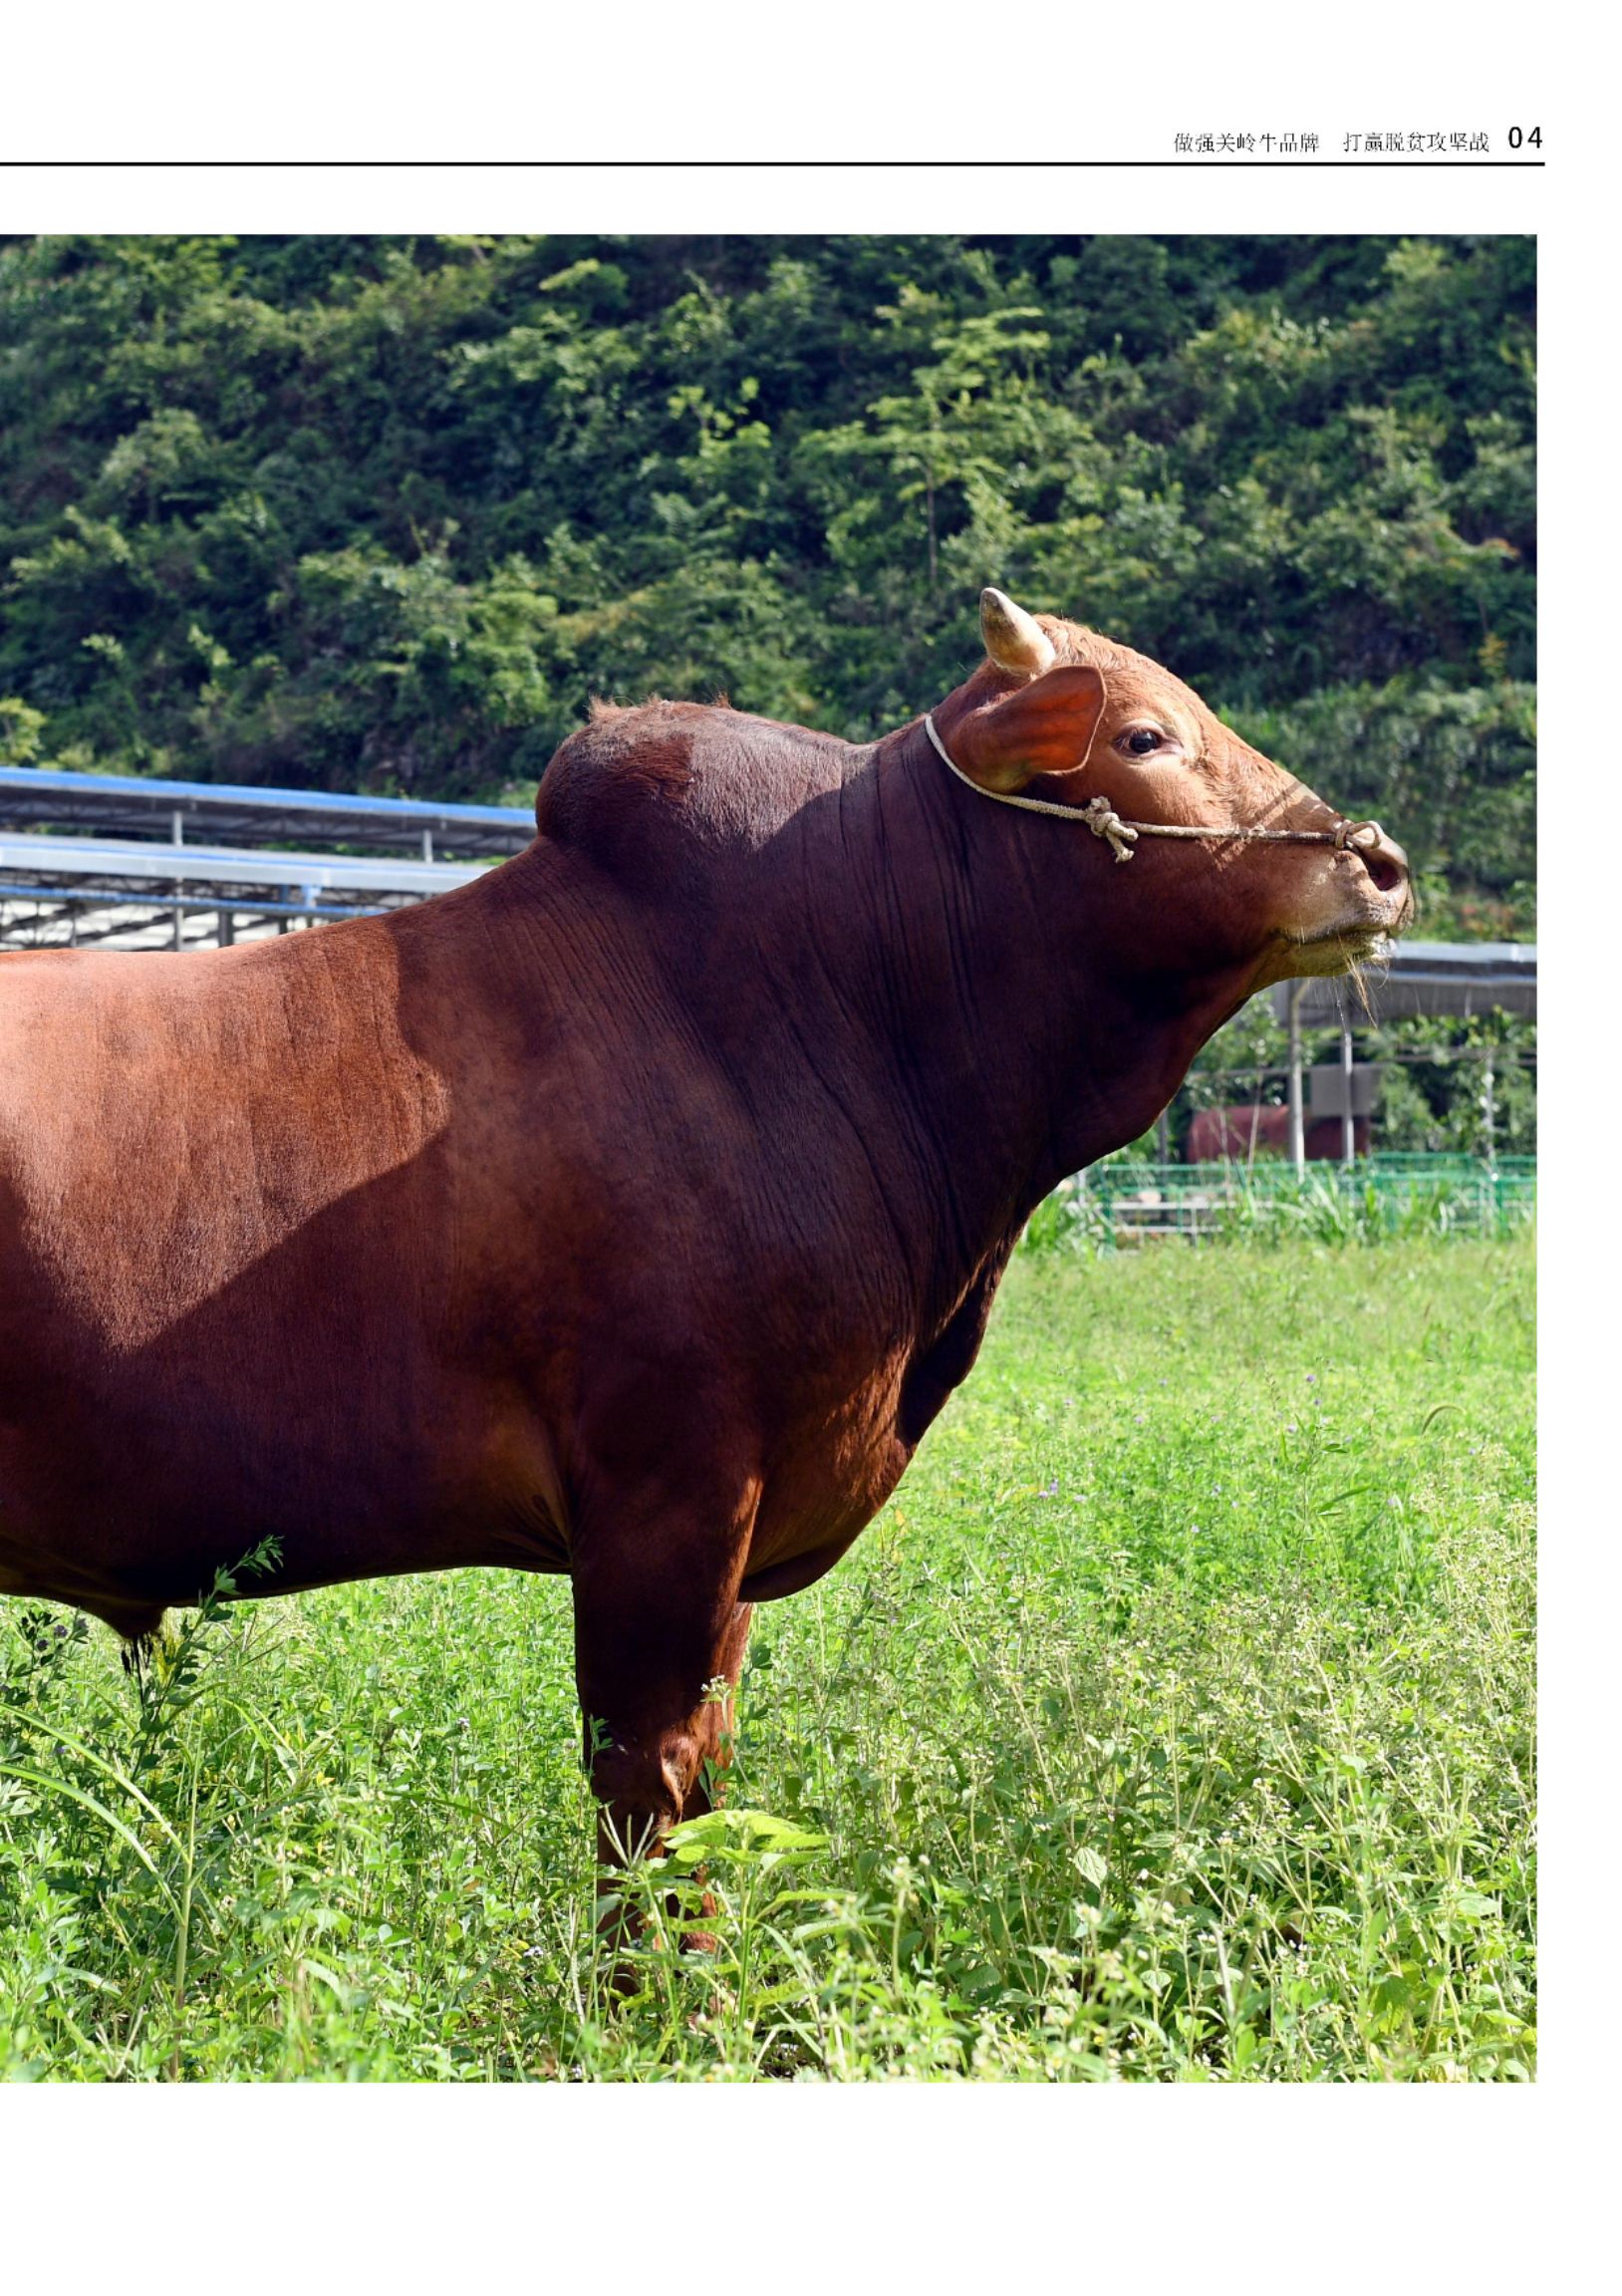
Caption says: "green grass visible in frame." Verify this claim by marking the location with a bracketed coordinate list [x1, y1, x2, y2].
[0, 1239, 1534, 2081]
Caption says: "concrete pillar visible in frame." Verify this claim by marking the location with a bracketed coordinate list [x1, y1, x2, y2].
[1287, 985, 1305, 1176]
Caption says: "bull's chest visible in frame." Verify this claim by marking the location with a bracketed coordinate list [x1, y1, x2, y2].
[731, 1260, 1007, 1601]
[737, 1306, 983, 1600]
[740, 1375, 914, 1602]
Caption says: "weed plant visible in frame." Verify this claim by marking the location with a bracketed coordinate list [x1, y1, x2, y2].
[1206, 1172, 1533, 1247]
[0, 1239, 1533, 2080]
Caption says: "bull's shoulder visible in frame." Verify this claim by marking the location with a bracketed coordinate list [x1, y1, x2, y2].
[533, 700, 864, 877]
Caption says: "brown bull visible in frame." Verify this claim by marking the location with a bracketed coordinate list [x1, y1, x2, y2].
[0, 591, 1411, 1870]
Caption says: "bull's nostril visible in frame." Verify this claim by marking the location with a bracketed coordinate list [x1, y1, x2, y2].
[1365, 852, 1404, 896]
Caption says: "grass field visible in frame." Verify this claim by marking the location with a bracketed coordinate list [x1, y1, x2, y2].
[0, 1237, 1534, 2081]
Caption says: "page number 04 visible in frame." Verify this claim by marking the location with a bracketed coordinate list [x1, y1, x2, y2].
[1507, 127, 1542, 149]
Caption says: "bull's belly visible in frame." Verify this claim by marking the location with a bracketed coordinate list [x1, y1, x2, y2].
[0, 1364, 574, 1636]
[0, 1467, 572, 1637]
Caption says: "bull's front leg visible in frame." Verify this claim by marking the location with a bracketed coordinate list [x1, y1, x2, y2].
[677, 1597, 754, 1826]
[575, 1594, 755, 1869]
[569, 1475, 758, 1962]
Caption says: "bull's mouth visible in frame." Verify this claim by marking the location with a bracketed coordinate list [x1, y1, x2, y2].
[1284, 920, 1400, 980]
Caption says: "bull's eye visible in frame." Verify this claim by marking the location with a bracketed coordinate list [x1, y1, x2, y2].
[1121, 727, 1164, 756]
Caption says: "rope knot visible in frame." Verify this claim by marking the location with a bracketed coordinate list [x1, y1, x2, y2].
[1080, 796, 1139, 862]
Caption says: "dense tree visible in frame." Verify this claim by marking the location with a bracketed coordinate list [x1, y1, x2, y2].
[0, 233, 1534, 934]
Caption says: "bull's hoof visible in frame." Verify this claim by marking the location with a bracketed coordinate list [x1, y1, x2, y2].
[604, 1952, 647, 2001]
[119, 1611, 174, 1675]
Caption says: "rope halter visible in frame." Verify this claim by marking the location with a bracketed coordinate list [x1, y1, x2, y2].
[922, 713, 1383, 867]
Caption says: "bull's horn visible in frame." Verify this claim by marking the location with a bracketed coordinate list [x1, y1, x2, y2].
[980, 586, 1055, 678]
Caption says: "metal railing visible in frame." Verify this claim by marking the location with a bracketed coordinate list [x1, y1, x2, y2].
[1043, 1153, 1536, 1245]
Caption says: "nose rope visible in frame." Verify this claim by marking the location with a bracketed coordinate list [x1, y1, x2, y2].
[922, 713, 1383, 866]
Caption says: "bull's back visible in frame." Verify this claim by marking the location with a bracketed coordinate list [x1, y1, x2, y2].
[0, 934, 452, 1344]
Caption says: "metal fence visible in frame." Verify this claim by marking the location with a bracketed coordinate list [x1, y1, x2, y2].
[1050, 1153, 1536, 1244]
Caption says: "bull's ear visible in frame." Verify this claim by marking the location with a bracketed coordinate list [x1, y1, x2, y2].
[980, 586, 1055, 678]
[950, 664, 1108, 795]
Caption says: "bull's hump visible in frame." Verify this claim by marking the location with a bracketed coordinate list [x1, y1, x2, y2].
[534, 701, 865, 875]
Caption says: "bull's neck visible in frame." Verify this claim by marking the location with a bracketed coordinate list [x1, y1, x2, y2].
[773, 718, 1254, 1273]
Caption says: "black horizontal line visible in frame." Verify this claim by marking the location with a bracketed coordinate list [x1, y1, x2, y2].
[0, 157, 1547, 169]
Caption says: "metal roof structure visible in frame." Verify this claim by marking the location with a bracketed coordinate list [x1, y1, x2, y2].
[1270, 939, 1536, 1023]
[0, 764, 536, 953]
[0, 764, 534, 860]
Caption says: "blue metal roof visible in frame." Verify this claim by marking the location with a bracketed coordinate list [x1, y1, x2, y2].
[0, 830, 490, 900]
[0, 763, 530, 827]
[0, 764, 535, 860]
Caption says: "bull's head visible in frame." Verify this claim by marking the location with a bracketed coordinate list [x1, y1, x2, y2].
[930, 588, 1413, 989]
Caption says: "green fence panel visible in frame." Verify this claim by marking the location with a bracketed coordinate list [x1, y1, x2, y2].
[1053, 1153, 1535, 1245]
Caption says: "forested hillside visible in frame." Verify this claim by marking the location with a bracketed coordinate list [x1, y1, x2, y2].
[0, 233, 1533, 936]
